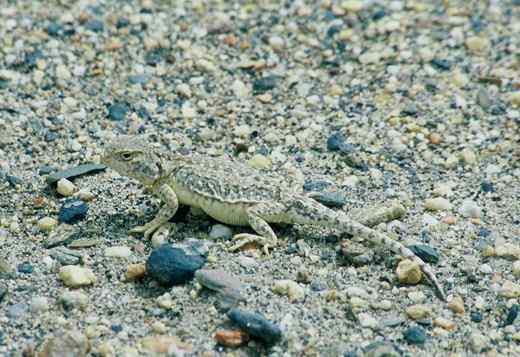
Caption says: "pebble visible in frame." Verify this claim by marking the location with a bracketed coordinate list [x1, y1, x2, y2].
[58, 290, 89, 311]
[512, 261, 520, 277]
[358, 313, 378, 329]
[107, 102, 130, 121]
[248, 154, 272, 170]
[403, 326, 426, 344]
[30, 296, 50, 313]
[396, 259, 422, 284]
[140, 336, 192, 354]
[7, 303, 28, 319]
[433, 317, 456, 331]
[46, 164, 106, 185]
[501, 304, 519, 327]
[406, 244, 440, 264]
[470, 311, 483, 323]
[408, 291, 426, 304]
[76, 189, 95, 201]
[498, 281, 520, 298]
[310, 191, 347, 208]
[209, 224, 233, 240]
[17, 262, 33, 274]
[495, 243, 520, 260]
[363, 342, 400, 357]
[424, 197, 452, 211]
[510, 92, 520, 107]
[156, 293, 174, 309]
[56, 178, 75, 196]
[58, 265, 96, 287]
[146, 245, 205, 286]
[50, 247, 83, 265]
[448, 295, 465, 314]
[214, 329, 249, 348]
[39, 331, 90, 357]
[226, 308, 282, 345]
[460, 148, 477, 165]
[195, 269, 244, 301]
[458, 199, 482, 218]
[58, 200, 88, 223]
[126, 263, 146, 280]
[104, 246, 132, 259]
[268, 36, 284, 50]
[470, 332, 489, 353]
[406, 304, 433, 320]
[272, 279, 305, 302]
[0, 286, 7, 303]
[253, 76, 277, 93]
[465, 36, 489, 52]
[38, 217, 58, 233]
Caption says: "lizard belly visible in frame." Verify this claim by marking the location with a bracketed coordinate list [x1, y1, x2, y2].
[173, 185, 250, 226]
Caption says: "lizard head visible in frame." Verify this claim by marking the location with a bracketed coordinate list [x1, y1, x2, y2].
[101, 135, 165, 186]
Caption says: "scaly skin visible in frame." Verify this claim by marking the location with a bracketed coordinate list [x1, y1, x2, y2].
[101, 135, 446, 301]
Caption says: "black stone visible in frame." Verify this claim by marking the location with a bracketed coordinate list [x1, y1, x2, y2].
[227, 308, 282, 344]
[372, 9, 386, 20]
[406, 244, 440, 264]
[58, 200, 88, 223]
[253, 76, 277, 93]
[17, 262, 33, 274]
[146, 246, 205, 286]
[327, 132, 348, 152]
[107, 102, 130, 121]
[46, 22, 62, 36]
[430, 58, 451, 71]
[501, 304, 519, 327]
[403, 326, 426, 345]
[85, 19, 104, 32]
[480, 181, 495, 193]
[471, 311, 483, 323]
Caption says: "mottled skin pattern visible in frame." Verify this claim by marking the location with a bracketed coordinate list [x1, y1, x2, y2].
[101, 135, 446, 300]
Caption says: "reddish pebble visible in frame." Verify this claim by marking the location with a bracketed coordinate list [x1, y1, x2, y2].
[214, 329, 249, 348]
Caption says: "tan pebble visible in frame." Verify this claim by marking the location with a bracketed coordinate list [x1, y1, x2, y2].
[59, 265, 96, 287]
[214, 329, 249, 348]
[424, 197, 452, 211]
[510, 92, 520, 107]
[406, 304, 433, 320]
[97, 342, 115, 357]
[428, 132, 442, 145]
[126, 263, 146, 280]
[77, 189, 95, 201]
[433, 317, 456, 330]
[151, 321, 167, 334]
[38, 217, 58, 233]
[396, 259, 422, 284]
[328, 84, 343, 96]
[32, 196, 46, 208]
[465, 36, 490, 52]
[39, 331, 90, 357]
[325, 289, 337, 301]
[442, 215, 457, 225]
[256, 93, 272, 103]
[499, 280, 520, 298]
[448, 295, 465, 314]
[460, 148, 477, 165]
[495, 243, 520, 260]
[481, 246, 495, 257]
[341, 0, 364, 12]
[512, 261, 520, 277]
[140, 336, 191, 354]
[56, 178, 76, 196]
[272, 280, 305, 302]
[248, 154, 272, 170]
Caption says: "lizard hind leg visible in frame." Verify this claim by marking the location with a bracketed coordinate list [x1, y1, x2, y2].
[228, 202, 285, 255]
[285, 196, 446, 301]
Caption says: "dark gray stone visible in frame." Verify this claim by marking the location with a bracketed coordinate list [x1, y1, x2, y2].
[58, 200, 88, 223]
[146, 246, 205, 286]
[227, 308, 282, 344]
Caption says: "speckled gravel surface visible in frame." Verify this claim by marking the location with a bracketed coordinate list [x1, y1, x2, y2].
[1, 0, 520, 356]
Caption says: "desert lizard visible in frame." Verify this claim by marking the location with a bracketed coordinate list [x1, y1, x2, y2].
[101, 135, 446, 300]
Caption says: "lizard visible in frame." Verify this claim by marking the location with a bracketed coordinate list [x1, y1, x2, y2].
[101, 135, 446, 300]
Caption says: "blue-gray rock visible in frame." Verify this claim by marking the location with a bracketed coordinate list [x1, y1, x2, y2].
[46, 22, 62, 36]
[309, 191, 347, 208]
[107, 102, 130, 121]
[116, 17, 129, 28]
[227, 308, 282, 344]
[501, 304, 519, 327]
[303, 180, 333, 192]
[471, 311, 483, 323]
[406, 244, 440, 264]
[146, 246, 205, 286]
[128, 74, 150, 85]
[85, 19, 104, 32]
[430, 58, 451, 71]
[0, 287, 7, 303]
[58, 200, 88, 223]
[7, 303, 28, 319]
[480, 181, 495, 193]
[17, 262, 33, 274]
[253, 76, 277, 93]
[403, 326, 426, 345]
[46, 164, 106, 185]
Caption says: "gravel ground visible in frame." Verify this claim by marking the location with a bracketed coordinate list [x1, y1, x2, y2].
[1, 0, 520, 356]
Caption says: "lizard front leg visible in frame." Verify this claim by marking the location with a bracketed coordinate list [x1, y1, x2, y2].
[229, 203, 283, 255]
[130, 183, 178, 239]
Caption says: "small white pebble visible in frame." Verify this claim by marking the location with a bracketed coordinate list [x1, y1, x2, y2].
[56, 178, 76, 196]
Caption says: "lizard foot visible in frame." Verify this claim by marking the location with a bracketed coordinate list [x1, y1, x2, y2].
[129, 223, 162, 240]
[229, 233, 272, 255]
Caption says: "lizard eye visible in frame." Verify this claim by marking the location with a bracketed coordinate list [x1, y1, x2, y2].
[119, 152, 133, 161]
